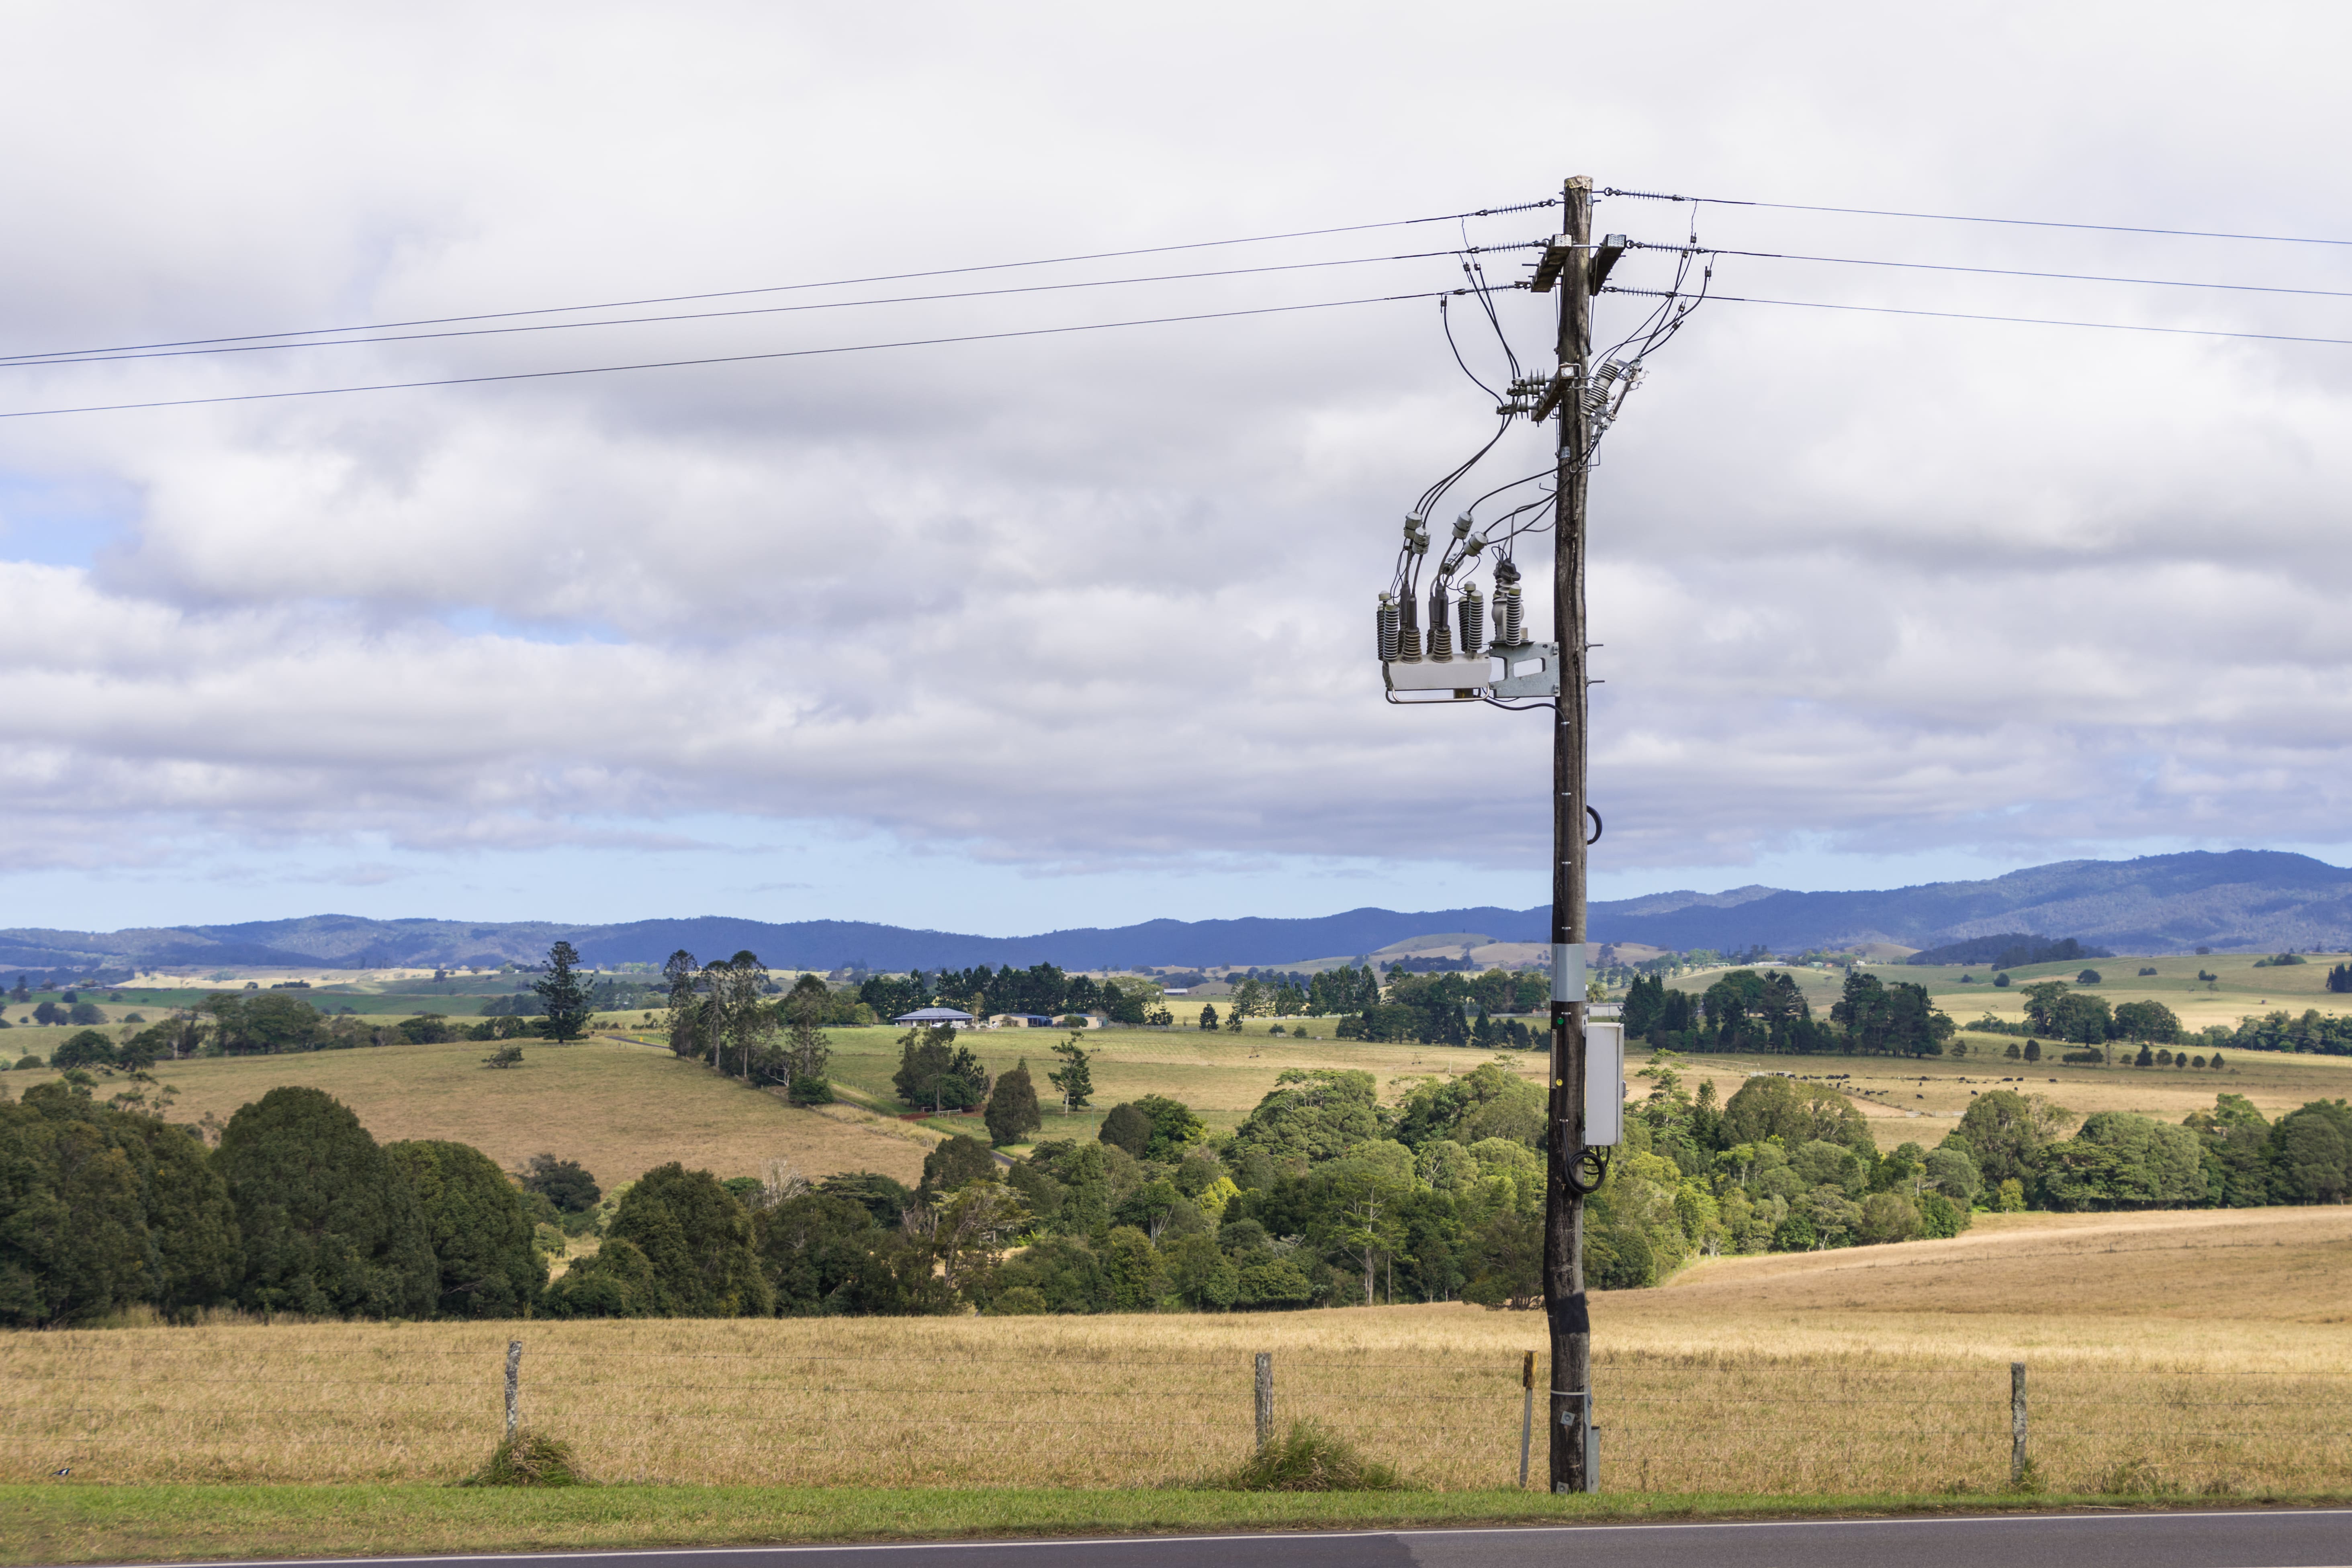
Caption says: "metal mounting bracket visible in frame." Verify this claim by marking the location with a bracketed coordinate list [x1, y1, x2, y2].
[1489, 641, 1561, 698]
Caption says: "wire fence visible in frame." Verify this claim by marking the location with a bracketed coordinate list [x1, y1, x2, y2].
[4, 1324, 2347, 1494]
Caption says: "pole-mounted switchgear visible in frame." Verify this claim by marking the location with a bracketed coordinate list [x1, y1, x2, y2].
[1373, 174, 1704, 1492]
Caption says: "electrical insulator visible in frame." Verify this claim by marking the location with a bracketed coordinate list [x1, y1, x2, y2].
[1376, 594, 1400, 662]
[1397, 591, 1423, 662]
[1427, 581, 1453, 660]
[1582, 360, 1624, 414]
[1458, 583, 1484, 659]
[1492, 559, 1526, 648]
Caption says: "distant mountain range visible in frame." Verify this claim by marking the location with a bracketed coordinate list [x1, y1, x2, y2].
[6, 850, 2348, 977]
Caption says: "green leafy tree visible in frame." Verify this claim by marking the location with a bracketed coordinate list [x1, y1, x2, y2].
[1231, 1069, 1385, 1167]
[933, 1177, 1030, 1298]
[661, 948, 704, 1059]
[1046, 1034, 1095, 1112]
[752, 1190, 951, 1317]
[521, 1153, 601, 1215]
[207, 991, 323, 1054]
[1856, 1191, 1924, 1245]
[2050, 992, 2114, 1046]
[1131, 1094, 1207, 1161]
[1949, 1089, 2076, 1190]
[893, 1024, 988, 1112]
[0, 1088, 153, 1325]
[137, 1113, 241, 1317]
[533, 941, 596, 1043]
[1098, 1102, 1153, 1159]
[2041, 1112, 2207, 1210]
[702, 950, 772, 1080]
[50, 1030, 118, 1069]
[775, 972, 833, 1097]
[385, 1139, 546, 1317]
[984, 1059, 1043, 1147]
[920, 1133, 999, 1199]
[1199, 1003, 1219, 1032]
[215, 1086, 436, 1319]
[1719, 1075, 1876, 1158]
[601, 1162, 773, 1316]
[542, 1236, 660, 1317]
[2112, 1000, 2182, 1043]
[2020, 981, 2072, 1033]
[2266, 1101, 2352, 1205]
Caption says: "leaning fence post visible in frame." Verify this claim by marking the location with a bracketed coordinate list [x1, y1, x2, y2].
[505, 1340, 523, 1437]
[2009, 1361, 2028, 1486]
[1519, 1351, 1536, 1488]
[1254, 1352, 1273, 1450]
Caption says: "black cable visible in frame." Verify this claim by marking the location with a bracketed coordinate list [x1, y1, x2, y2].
[2, 247, 1541, 372]
[1439, 296, 1499, 400]
[1630, 241, 2352, 303]
[2, 200, 1559, 365]
[1603, 286, 2352, 349]
[1600, 187, 2352, 248]
[0, 289, 1455, 421]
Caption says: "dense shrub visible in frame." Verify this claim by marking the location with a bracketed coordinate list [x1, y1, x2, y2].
[1098, 1102, 1151, 1159]
[215, 1087, 435, 1319]
[597, 1163, 771, 1316]
[385, 1139, 545, 1318]
[1217, 1421, 1404, 1491]
[984, 1059, 1042, 1147]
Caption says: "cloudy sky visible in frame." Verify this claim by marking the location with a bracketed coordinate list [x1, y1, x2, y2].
[3, 1, 2348, 937]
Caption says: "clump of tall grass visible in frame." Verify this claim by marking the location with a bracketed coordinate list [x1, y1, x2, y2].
[460, 1431, 587, 1487]
[1215, 1421, 1406, 1492]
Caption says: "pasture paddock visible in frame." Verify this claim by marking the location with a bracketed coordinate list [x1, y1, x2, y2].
[5, 1207, 2346, 1499]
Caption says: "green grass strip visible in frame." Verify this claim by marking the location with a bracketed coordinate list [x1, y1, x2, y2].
[7, 1484, 2352, 1565]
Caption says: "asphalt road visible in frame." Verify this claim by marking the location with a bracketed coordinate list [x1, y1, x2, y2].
[109, 1510, 2352, 1568]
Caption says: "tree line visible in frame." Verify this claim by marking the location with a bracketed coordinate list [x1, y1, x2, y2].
[1618, 969, 1958, 1057]
[0, 1077, 588, 1326]
[1332, 968, 1552, 1048]
[10, 1030, 2349, 1327]
[853, 965, 1164, 1025]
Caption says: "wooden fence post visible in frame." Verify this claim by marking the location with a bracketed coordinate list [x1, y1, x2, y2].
[505, 1340, 523, 1437]
[1519, 1351, 1536, 1488]
[2009, 1361, 2027, 1486]
[1254, 1353, 1273, 1450]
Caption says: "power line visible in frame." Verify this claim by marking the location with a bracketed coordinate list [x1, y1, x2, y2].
[1600, 187, 2352, 248]
[0, 200, 1554, 366]
[0, 290, 1454, 420]
[1604, 285, 2352, 348]
[1630, 241, 2352, 303]
[1, 246, 1533, 372]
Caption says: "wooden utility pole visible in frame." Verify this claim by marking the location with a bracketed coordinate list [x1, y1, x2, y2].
[1544, 174, 1595, 1494]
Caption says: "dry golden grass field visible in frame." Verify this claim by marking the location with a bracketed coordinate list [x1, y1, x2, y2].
[1675, 1047, 2352, 1152]
[6, 1206, 2345, 1498]
[6, 1036, 937, 1188]
[12, 996, 2352, 1172]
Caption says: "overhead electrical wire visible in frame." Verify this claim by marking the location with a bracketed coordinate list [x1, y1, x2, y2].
[0, 245, 1539, 371]
[0, 289, 1460, 421]
[1599, 187, 2352, 249]
[1603, 285, 2352, 350]
[1628, 241, 2352, 303]
[0, 198, 1558, 366]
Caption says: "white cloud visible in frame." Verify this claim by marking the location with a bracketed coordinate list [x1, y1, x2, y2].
[2, 0, 2351, 927]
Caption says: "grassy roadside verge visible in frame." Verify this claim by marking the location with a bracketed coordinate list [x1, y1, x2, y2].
[8, 1484, 2352, 1565]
